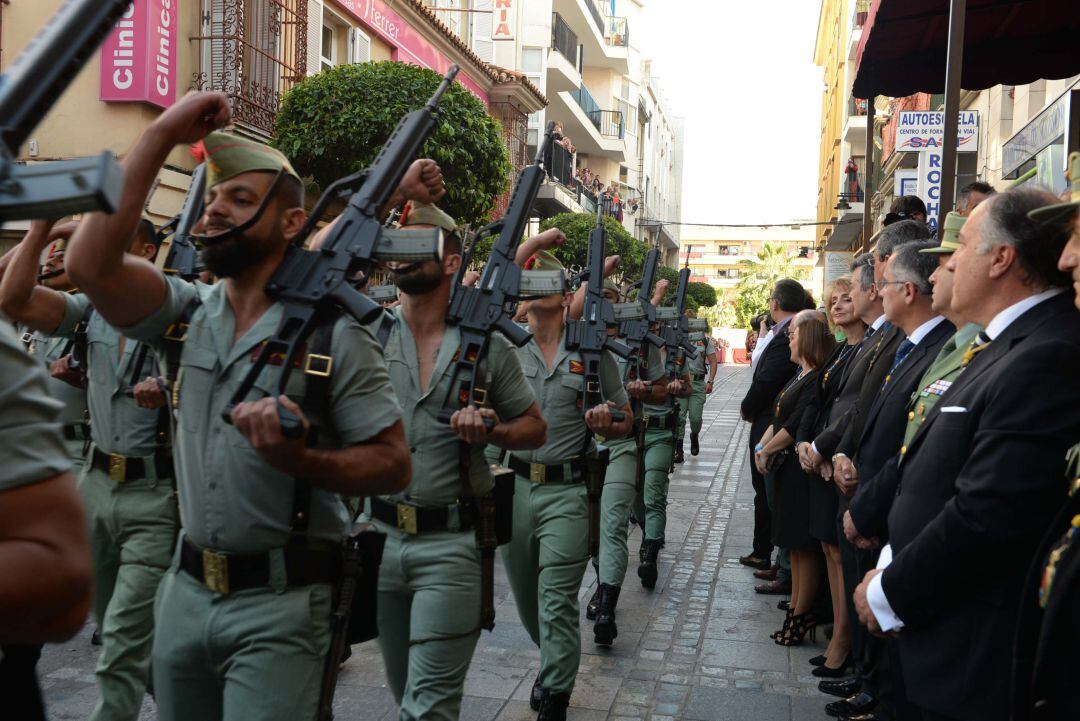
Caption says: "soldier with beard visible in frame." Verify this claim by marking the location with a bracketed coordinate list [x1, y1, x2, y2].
[60, 92, 420, 721]
[365, 202, 546, 721]
[0, 214, 174, 721]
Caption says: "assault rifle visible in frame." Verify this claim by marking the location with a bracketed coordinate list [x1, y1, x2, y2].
[613, 247, 665, 375]
[656, 264, 698, 382]
[436, 122, 556, 427]
[161, 164, 207, 280]
[222, 67, 458, 435]
[564, 200, 630, 423]
[0, 0, 130, 222]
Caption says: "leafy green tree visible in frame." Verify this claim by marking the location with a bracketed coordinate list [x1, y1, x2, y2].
[687, 281, 717, 310]
[534, 212, 647, 282]
[273, 61, 511, 227]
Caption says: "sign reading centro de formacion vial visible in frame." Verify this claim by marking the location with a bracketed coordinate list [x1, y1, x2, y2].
[896, 110, 980, 152]
[99, 1, 177, 110]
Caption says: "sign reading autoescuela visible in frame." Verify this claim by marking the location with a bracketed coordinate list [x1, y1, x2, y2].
[896, 111, 979, 153]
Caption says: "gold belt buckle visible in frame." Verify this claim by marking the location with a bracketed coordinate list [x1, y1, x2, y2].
[108, 453, 127, 483]
[304, 353, 333, 377]
[202, 549, 230, 595]
[529, 463, 547, 484]
[396, 504, 418, 535]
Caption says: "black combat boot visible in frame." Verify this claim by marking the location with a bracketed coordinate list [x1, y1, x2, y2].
[690, 432, 700, 456]
[673, 438, 685, 463]
[638, 538, 661, 589]
[586, 585, 601, 621]
[593, 583, 621, 646]
[530, 675, 544, 711]
[537, 691, 571, 721]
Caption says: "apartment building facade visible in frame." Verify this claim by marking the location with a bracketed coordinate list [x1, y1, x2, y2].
[680, 226, 822, 296]
[423, 0, 685, 261]
[1, 0, 545, 245]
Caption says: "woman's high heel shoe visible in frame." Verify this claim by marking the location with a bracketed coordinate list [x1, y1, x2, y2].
[812, 653, 852, 677]
[775, 612, 817, 647]
[809, 654, 827, 667]
[770, 608, 794, 640]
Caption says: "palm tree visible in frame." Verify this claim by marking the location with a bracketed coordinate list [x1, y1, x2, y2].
[732, 242, 808, 329]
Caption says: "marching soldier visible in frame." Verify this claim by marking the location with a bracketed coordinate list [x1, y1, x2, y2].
[587, 278, 668, 645]
[494, 250, 631, 720]
[61, 93, 416, 721]
[675, 320, 717, 461]
[7, 225, 91, 472]
[0, 216, 175, 721]
[368, 203, 546, 721]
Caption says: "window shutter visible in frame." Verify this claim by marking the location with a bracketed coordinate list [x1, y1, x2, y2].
[352, 28, 371, 63]
[472, 0, 493, 63]
[245, 0, 281, 96]
[307, 0, 324, 75]
[204, 0, 239, 94]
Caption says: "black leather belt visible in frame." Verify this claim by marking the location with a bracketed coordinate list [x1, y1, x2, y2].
[505, 455, 586, 484]
[180, 537, 338, 595]
[640, 414, 673, 431]
[369, 497, 475, 535]
[62, 423, 89, 441]
[91, 447, 173, 482]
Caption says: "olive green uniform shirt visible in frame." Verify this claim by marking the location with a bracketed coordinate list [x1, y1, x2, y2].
[685, 333, 716, 378]
[123, 275, 402, 553]
[901, 322, 983, 454]
[643, 345, 676, 417]
[0, 320, 70, 490]
[616, 341, 665, 421]
[379, 308, 536, 507]
[509, 333, 627, 465]
[24, 323, 87, 427]
[54, 294, 163, 457]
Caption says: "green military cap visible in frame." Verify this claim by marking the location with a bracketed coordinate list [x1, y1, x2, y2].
[399, 201, 457, 233]
[196, 131, 300, 188]
[523, 250, 564, 273]
[1028, 151, 1080, 225]
[921, 211, 965, 254]
[603, 278, 619, 293]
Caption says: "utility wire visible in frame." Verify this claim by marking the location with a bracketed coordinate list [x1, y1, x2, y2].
[635, 217, 862, 229]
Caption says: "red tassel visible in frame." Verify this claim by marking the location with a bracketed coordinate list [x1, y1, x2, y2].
[189, 141, 207, 162]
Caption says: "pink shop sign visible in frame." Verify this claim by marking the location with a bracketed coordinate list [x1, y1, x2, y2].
[330, 0, 488, 103]
[100, 1, 178, 109]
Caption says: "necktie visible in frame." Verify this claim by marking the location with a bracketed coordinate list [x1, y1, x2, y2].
[881, 339, 915, 390]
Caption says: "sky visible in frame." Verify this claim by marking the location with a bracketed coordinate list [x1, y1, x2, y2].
[637, 0, 825, 226]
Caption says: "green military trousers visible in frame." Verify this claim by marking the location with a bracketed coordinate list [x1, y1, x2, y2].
[502, 475, 589, 695]
[151, 549, 332, 721]
[79, 460, 177, 721]
[376, 529, 482, 721]
[597, 438, 639, 587]
[676, 380, 707, 441]
[632, 426, 674, 543]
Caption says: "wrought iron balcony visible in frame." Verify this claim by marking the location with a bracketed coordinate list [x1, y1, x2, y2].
[192, 0, 308, 136]
[570, 85, 625, 140]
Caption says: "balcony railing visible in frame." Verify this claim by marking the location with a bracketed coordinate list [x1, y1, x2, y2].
[839, 171, 866, 204]
[604, 16, 629, 47]
[551, 13, 579, 68]
[589, 110, 625, 140]
[192, 0, 308, 136]
[548, 142, 575, 187]
[570, 85, 625, 140]
[585, 0, 606, 37]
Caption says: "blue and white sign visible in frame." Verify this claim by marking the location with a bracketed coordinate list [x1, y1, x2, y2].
[897, 110, 980, 153]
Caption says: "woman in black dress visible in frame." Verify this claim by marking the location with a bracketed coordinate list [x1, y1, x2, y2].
[796, 277, 866, 674]
[754, 310, 836, 646]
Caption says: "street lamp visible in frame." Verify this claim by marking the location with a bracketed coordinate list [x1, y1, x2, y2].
[835, 197, 851, 211]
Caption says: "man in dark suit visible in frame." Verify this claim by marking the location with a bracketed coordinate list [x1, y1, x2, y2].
[738, 278, 802, 572]
[830, 241, 954, 721]
[854, 188, 1080, 721]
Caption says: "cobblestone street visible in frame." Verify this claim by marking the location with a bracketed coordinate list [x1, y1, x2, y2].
[40, 364, 834, 721]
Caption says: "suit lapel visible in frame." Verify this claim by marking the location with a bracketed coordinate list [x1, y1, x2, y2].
[904, 296, 1070, 457]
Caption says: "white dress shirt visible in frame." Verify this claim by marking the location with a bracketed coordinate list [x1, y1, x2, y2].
[750, 327, 774, 373]
[867, 288, 1066, 632]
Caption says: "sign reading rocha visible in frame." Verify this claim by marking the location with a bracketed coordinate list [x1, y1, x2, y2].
[100, 1, 177, 110]
[896, 110, 979, 153]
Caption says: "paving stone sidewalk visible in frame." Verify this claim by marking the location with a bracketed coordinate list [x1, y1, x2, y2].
[39, 364, 835, 721]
